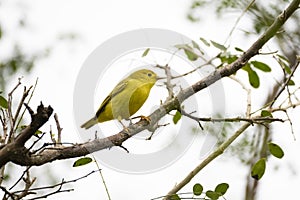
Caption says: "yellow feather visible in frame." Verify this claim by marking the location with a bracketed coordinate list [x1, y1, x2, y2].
[81, 69, 157, 129]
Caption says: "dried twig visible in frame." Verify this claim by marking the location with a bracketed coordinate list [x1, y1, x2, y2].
[54, 113, 62, 144]
[12, 170, 101, 200]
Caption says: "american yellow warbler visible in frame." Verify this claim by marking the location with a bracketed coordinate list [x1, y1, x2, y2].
[81, 69, 157, 129]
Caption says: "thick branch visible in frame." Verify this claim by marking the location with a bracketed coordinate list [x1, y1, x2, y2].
[1, 0, 299, 168]
[0, 103, 53, 167]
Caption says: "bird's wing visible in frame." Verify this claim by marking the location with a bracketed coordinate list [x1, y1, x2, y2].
[95, 80, 128, 117]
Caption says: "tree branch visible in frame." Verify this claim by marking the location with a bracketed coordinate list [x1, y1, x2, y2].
[0, 0, 298, 171]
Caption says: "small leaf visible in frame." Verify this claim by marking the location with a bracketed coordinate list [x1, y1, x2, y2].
[210, 40, 226, 51]
[184, 49, 198, 61]
[142, 48, 150, 57]
[215, 183, 229, 195]
[192, 40, 200, 50]
[173, 110, 182, 124]
[187, 13, 199, 22]
[200, 37, 210, 46]
[251, 61, 271, 72]
[268, 143, 284, 159]
[284, 65, 291, 74]
[193, 183, 203, 196]
[0, 95, 8, 109]
[35, 129, 43, 135]
[251, 158, 266, 180]
[73, 157, 93, 167]
[261, 110, 273, 117]
[19, 125, 42, 135]
[277, 54, 289, 62]
[288, 79, 295, 86]
[248, 69, 260, 88]
[174, 44, 199, 61]
[206, 190, 220, 200]
[242, 63, 251, 72]
[191, 0, 205, 9]
[235, 47, 244, 52]
[169, 194, 181, 200]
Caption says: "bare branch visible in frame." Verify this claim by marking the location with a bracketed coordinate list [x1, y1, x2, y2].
[54, 113, 62, 144]
[181, 109, 284, 124]
[11, 170, 100, 200]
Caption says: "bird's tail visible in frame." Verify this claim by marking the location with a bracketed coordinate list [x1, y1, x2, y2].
[80, 117, 98, 129]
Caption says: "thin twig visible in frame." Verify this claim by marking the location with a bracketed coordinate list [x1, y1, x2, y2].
[15, 78, 39, 130]
[9, 166, 32, 190]
[54, 113, 62, 144]
[92, 155, 112, 200]
[7, 78, 23, 142]
[12, 170, 100, 195]
[12, 86, 32, 130]
[161, 64, 175, 101]
[0, 185, 16, 200]
[229, 76, 252, 117]
[181, 109, 283, 124]
[270, 60, 300, 107]
[170, 55, 218, 80]
[282, 110, 296, 140]
[224, 0, 256, 45]
[27, 132, 47, 152]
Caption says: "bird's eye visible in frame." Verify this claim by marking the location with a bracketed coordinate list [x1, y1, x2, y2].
[147, 73, 152, 77]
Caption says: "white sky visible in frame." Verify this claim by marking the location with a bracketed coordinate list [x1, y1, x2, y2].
[1, 0, 300, 199]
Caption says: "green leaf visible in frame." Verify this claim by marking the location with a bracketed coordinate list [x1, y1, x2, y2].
[268, 143, 284, 159]
[251, 61, 271, 72]
[73, 157, 93, 167]
[184, 49, 198, 61]
[191, 0, 206, 9]
[277, 54, 290, 63]
[192, 40, 200, 50]
[35, 130, 43, 135]
[169, 194, 181, 200]
[193, 183, 203, 196]
[200, 37, 210, 46]
[187, 13, 199, 22]
[242, 63, 251, 72]
[142, 48, 150, 57]
[174, 44, 199, 61]
[0, 95, 8, 109]
[210, 40, 226, 51]
[261, 110, 273, 117]
[277, 55, 291, 74]
[215, 183, 229, 195]
[251, 158, 266, 180]
[288, 79, 295, 86]
[173, 110, 182, 124]
[284, 65, 291, 74]
[19, 125, 42, 135]
[234, 47, 244, 52]
[206, 190, 220, 200]
[248, 69, 260, 88]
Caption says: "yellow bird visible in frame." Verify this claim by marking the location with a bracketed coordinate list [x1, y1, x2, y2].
[81, 69, 157, 129]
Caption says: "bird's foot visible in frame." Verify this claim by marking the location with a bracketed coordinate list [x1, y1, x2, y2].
[131, 115, 151, 124]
